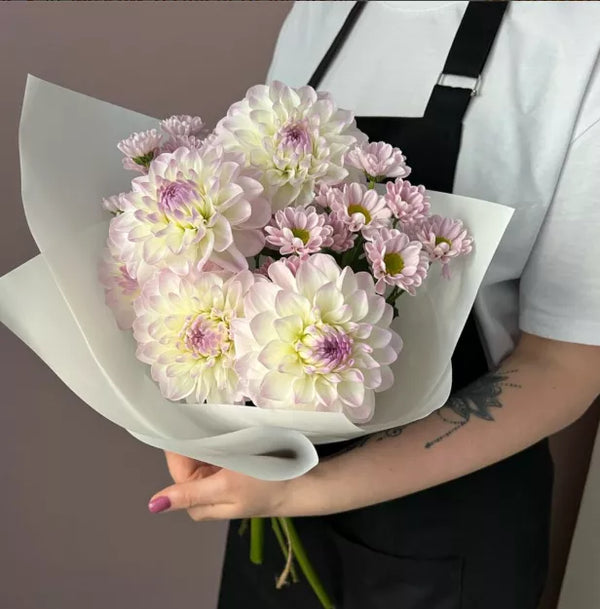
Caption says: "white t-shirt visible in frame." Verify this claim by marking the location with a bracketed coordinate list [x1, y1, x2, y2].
[267, 0, 600, 366]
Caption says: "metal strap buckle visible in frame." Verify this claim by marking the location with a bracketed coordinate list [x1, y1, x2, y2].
[436, 72, 482, 97]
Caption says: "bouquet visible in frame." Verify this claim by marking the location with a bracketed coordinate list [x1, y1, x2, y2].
[0, 76, 513, 608]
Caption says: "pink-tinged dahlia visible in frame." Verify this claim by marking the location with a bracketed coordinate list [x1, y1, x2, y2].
[365, 228, 429, 296]
[102, 192, 128, 215]
[330, 182, 392, 233]
[327, 211, 356, 253]
[213, 81, 366, 210]
[265, 206, 333, 256]
[118, 129, 163, 173]
[99, 241, 141, 331]
[110, 146, 271, 278]
[384, 179, 430, 227]
[345, 141, 411, 181]
[416, 215, 473, 278]
[133, 268, 257, 403]
[232, 254, 402, 423]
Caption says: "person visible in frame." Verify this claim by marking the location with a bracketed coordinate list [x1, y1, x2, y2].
[147, 2, 600, 608]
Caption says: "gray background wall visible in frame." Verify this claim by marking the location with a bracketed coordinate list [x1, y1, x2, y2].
[0, 3, 597, 609]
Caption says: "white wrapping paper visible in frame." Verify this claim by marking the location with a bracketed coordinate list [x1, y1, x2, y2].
[0, 76, 513, 480]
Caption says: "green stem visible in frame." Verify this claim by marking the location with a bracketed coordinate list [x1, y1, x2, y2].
[280, 517, 335, 609]
[238, 518, 249, 536]
[249, 518, 265, 565]
[271, 518, 299, 584]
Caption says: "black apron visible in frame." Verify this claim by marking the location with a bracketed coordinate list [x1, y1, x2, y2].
[218, 3, 553, 608]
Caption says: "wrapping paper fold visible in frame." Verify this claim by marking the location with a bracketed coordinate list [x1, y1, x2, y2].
[0, 76, 513, 480]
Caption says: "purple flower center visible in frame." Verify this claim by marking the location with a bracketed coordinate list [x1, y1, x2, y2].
[310, 326, 353, 373]
[279, 120, 311, 153]
[159, 180, 198, 214]
[184, 315, 229, 359]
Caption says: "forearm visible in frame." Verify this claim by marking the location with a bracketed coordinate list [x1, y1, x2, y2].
[286, 335, 600, 517]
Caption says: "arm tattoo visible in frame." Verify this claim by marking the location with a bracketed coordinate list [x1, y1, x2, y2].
[425, 368, 521, 448]
[329, 368, 520, 457]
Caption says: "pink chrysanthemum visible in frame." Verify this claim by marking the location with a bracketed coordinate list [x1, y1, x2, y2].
[365, 228, 429, 296]
[327, 211, 356, 253]
[255, 256, 275, 277]
[346, 141, 411, 181]
[102, 192, 127, 215]
[384, 179, 430, 227]
[330, 183, 392, 233]
[118, 129, 163, 173]
[416, 215, 473, 279]
[281, 254, 304, 276]
[160, 115, 206, 152]
[265, 206, 333, 256]
[161, 115, 204, 139]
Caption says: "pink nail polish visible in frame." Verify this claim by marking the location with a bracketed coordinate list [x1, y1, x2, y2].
[148, 496, 171, 514]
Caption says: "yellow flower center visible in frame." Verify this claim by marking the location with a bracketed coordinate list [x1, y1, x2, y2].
[347, 204, 372, 224]
[435, 236, 452, 247]
[383, 252, 405, 275]
[292, 227, 311, 244]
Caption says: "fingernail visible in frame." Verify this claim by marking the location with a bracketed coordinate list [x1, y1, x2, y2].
[148, 496, 171, 514]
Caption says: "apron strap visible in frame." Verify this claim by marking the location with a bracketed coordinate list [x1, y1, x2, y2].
[307, 2, 367, 90]
[425, 2, 508, 122]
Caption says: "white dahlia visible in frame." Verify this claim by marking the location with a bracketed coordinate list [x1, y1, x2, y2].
[110, 146, 271, 278]
[133, 268, 257, 403]
[232, 254, 402, 423]
[213, 81, 366, 210]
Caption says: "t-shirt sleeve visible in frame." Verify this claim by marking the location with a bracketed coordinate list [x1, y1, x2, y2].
[519, 108, 600, 346]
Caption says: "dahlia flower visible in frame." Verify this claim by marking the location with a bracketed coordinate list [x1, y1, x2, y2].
[330, 183, 392, 233]
[265, 206, 333, 256]
[133, 268, 257, 403]
[364, 228, 429, 296]
[98, 238, 141, 331]
[110, 146, 271, 278]
[118, 129, 163, 173]
[232, 254, 402, 423]
[384, 179, 430, 227]
[213, 81, 366, 210]
[346, 141, 410, 182]
[416, 215, 473, 278]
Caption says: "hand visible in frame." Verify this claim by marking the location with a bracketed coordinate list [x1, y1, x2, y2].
[147, 451, 299, 521]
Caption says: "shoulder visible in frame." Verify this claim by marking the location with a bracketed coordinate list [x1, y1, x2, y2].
[267, 1, 355, 87]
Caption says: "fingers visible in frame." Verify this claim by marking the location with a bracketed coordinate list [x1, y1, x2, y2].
[164, 451, 221, 483]
[148, 472, 229, 515]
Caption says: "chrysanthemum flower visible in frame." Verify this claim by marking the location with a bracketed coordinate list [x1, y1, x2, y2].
[330, 183, 392, 233]
[133, 268, 257, 402]
[384, 179, 430, 227]
[346, 141, 411, 182]
[102, 192, 127, 215]
[118, 129, 163, 173]
[327, 211, 356, 253]
[110, 146, 271, 278]
[364, 228, 429, 296]
[265, 206, 333, 256]
[160, 115, 206, 152]
[213, 81, 366, 210]
[416, 215, 473, 278]
[232, 254, 402, 423]
[161, 115, 204, 139]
